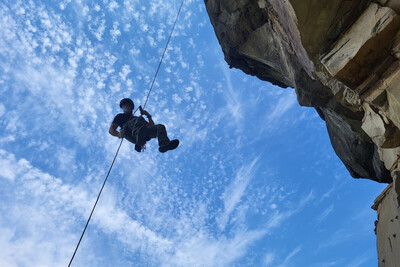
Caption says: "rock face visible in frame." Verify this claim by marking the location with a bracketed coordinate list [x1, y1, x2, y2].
[204, 0, 400, 264]
[373, 181, 400, 266]
[204, 0, 400, 183]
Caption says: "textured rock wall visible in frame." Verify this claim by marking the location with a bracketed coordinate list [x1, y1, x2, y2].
[373, 180, 400, 266]
[205, 0, 400, 264]
[204, 0, 400, 183]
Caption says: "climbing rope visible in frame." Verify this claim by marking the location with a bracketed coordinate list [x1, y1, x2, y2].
[68, 138, 123, 267]
[68, 0, 185, 265]
[142, 0, 185, 110]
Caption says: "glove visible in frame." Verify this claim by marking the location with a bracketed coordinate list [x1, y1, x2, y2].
[118, 129, 125, 139]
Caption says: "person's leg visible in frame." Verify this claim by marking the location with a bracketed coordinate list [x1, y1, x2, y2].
[123, 124, 142, 152]
[122, 124, 136, 144]
[146, 124, 170, 146]
[146, 124, 179, 152]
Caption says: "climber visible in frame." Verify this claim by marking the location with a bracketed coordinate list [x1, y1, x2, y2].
[109, 98, 179, 153]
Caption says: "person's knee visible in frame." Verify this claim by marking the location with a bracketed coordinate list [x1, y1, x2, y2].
[156, 124, 166, 130]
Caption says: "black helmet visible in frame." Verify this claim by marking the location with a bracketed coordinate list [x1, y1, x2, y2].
[119, 98, 134, 109]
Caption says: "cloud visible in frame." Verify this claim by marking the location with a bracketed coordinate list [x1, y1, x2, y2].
[0, 149, 88, 266]
[0, 150, 21, 180]
[262, 190, 314, 232]
[319, 229, 354, 250]
[220, 62, 244, 126]
[276, 245, 302, 267]
[0, 149, 174, 266]
[119, 64, 132, 81]
[169, 227, 266, 266]
[264, 90, 297, 130]
[110, 22, 121, 42]
[108, 1, 120, 12]
[263, 252, 275, 266]
[345, 251, 373, 267]
[0, 103, 5, 117]
[310, 259, 344, 267]
[56, 146, 77, 172]
[217, 158, 259, 231]
[91, 19, 106, 41]
[316, 204, 334, 224]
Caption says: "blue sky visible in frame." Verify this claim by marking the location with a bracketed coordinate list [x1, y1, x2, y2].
[0, 0, 388, 266]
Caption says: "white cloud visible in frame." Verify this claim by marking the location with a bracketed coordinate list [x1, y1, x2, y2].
[56, 146, 77, 172]
[172, 93, 182, 104]
[316, 204, 334, 224]
[264, 252, 275, 266]
[217, 158, 259, 230]
[276, 246, 302, 267]
[0, 150, 86, 266]
[345, 252, 372, 267]
[147, 35, 156, 47]
[169, 227, 266, 266]
[0, 150, 20, 180]
[92, 19, 106, 41]
[110, 22, 121, 42]
[108, 1, 119, 12]
[220, 63, 244, 126]
[319, 229, 354, 250]
[119, 64, 131, 81]
[265, 90, 297, 126]
[0, 103, 5, 117]
[0, 149, 173, 265]
[141, 23, 149, 32]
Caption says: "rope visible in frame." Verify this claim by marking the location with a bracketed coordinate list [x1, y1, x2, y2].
[68, 138, 123, 267]
[68, 0, 185, 265]
[142, 0, 185, 110]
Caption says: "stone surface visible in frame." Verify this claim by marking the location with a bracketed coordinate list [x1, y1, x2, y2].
[205, 0, 396, 183]
[205, 0, 400, 263]
[372, 181, 400, 267]
[321, 3, 400, 88]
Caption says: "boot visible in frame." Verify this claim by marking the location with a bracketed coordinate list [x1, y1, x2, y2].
[135, 144, 142, 153]
[159, 139, 179, 153]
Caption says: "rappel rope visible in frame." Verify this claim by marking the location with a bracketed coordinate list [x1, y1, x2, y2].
[68, 0, 185, 265]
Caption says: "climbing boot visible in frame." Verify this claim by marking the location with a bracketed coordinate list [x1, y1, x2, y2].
[135, 144, 142, 153]
[159, 139, 179, 153]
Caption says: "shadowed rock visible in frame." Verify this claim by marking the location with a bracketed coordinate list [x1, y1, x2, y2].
[204, 0, 399, 183]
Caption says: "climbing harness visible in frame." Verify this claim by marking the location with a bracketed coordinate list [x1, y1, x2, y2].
[68, 0, 185, 265]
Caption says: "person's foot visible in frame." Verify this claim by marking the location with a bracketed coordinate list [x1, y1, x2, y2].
[135, 144, 142, 153]
[159, 139, 179, 153]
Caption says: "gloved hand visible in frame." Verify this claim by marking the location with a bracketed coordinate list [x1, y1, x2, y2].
[140, 108, 151, 117]
[118, 129, 125, 139]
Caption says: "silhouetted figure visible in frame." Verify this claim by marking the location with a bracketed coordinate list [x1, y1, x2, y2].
[109, 98, 179, 153]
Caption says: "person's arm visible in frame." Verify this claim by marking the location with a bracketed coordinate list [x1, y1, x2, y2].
[141, 109, 155, 126]
[109, 123, 120, 137]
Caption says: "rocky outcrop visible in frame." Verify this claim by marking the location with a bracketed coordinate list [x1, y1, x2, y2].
[205, 0, 400, 264]
[205, 0, 400, 183]
[373, 180, 400, 266]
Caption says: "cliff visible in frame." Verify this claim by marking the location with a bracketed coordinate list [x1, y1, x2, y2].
[205, 0, 400, 265]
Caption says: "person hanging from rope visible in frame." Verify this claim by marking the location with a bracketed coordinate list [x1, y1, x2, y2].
[109, 98, 179, 153]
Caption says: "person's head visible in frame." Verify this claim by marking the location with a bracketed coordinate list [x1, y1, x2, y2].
[119, 98, 134, 113]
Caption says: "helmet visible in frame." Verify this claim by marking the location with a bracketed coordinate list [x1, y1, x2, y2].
[119, 98, 134, 109]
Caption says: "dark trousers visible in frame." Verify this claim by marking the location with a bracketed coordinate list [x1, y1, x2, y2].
[145, 124, 170, 146]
